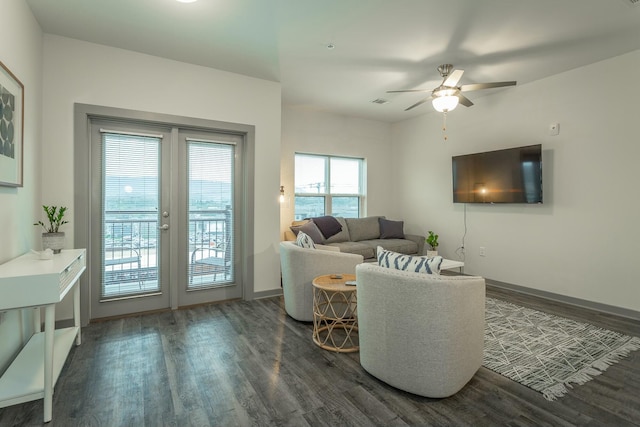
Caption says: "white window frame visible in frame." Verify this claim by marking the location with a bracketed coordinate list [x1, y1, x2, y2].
[294, 153, 365, 219]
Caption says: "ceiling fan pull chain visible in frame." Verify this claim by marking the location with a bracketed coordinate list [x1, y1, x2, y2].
[442, 112, 448, 141]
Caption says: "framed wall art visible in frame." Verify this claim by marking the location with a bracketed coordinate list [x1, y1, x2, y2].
[0, 60, 24, 187]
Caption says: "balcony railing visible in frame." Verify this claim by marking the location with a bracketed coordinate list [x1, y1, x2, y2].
[102, 208, 232, 297]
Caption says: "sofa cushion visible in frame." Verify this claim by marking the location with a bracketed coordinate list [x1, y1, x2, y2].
[379, 218, 405, 239]
[295, 231, 316, 249]
[361, 239, 418, 255]
[324, 217, 351, 243]
[346, 216, 383, 242]
[290, 220, 325, 243]
[377, 246, 442, 275]
[311, 215, 343, 239]
[325, 241, 375, 259]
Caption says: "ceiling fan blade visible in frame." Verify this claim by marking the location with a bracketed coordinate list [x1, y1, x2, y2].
[386, 89, 431, 93]
[460, 81, 517, 92]
[443, 69, 464, 87]
[405, 96, 434, 111]
[457, 93, 474, 107]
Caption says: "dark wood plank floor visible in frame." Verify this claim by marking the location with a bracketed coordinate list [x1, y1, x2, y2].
[1, 285, 639, 426]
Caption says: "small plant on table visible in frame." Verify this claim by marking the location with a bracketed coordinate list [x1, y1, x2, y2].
[34, 205, 68, 233]
[34, 206, 69, 254]
[426, 231, 439, 256]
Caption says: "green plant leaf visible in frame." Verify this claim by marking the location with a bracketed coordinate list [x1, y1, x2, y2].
[35, 205, 69, 233]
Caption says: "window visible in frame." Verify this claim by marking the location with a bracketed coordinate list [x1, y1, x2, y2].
[294, 153, 364, 220]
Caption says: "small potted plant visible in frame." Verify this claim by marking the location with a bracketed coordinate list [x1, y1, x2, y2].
[426, 230, 439, 257]
[34, 205, 68, 254]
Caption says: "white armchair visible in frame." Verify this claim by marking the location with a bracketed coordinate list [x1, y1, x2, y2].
[279, 241, 364, 321]
[356, 263, 485, 398]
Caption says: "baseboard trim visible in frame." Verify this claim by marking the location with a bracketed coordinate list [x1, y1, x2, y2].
[252, 288, 283, 300]
[487, 278, 640, 321]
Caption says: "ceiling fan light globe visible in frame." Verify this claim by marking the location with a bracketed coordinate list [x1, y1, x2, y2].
[432, 95, 459, 112]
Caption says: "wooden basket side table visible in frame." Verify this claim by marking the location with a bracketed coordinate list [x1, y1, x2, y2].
[312, 274, 359, 353]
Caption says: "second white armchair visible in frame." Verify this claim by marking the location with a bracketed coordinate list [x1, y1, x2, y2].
[280, 241, 364, 321]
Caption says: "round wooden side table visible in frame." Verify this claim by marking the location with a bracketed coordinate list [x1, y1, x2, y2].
[312, 274, 358, 353]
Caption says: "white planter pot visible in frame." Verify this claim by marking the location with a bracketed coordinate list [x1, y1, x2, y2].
[426, 250, 438, 258]
[42, 232, 65, 254]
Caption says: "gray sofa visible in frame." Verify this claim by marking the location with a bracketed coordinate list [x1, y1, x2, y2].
[285, 216, 424, 261]
[356, 263, 486, 398]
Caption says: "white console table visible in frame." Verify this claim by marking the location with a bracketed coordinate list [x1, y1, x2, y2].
[441, 258, 464, 273]
[0, 249, 86, 423]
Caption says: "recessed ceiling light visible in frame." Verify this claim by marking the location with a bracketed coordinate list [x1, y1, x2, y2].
[176, 0, 198, 3]
[326, 43, 335, 50]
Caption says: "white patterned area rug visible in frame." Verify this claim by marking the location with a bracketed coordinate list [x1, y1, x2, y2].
[483, 297, 640, 401]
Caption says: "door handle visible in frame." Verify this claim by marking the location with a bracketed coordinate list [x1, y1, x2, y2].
[159, 224, 169, 230]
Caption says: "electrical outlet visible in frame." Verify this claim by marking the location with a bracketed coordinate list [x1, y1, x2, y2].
[479, 246, 486, 257]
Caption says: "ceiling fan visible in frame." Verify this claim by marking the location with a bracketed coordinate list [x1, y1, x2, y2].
[388, 64, 516, 112]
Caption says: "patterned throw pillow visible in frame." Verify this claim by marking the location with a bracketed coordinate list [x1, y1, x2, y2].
[377, 246, 442, 275]
[296, 231, 316, 249]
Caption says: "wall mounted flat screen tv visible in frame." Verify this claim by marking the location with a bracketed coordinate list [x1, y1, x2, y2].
[452, 144, 542, 204]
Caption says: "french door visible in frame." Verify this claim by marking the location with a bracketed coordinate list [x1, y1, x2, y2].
[89, 120, 243, 319]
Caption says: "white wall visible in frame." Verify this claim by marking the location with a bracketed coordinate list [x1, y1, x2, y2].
[41, 35, 282, 319]
[280, 107, 397, 236]
[0, 0, 43, 372]
[392, 50, 640, 314]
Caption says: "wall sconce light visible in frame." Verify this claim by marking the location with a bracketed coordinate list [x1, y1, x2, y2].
[279, 186, 285, 203]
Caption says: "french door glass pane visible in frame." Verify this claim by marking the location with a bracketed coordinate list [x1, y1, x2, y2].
[187, 141, 234, 289]
[331, 196, 359, 218]
[294, 196, 325, 220]
[295, 154, 326, 193]
[101, 133, 160, 299]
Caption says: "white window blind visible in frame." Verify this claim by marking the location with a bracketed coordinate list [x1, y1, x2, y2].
[100, 131, 161, 298]
[187, 140, 235, 288]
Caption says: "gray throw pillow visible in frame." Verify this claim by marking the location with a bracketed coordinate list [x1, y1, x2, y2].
[311, 216, 342, 239]
[290, 220, 325, 243]
[379, 218, 405, 239]
[324, 217, 351, 243]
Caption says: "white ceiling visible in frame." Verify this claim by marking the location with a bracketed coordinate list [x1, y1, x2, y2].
[26, 0, 640, 123]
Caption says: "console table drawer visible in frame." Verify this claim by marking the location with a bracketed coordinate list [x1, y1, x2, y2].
[59, 251, 85, 295]
[0, 249, 86, 310]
